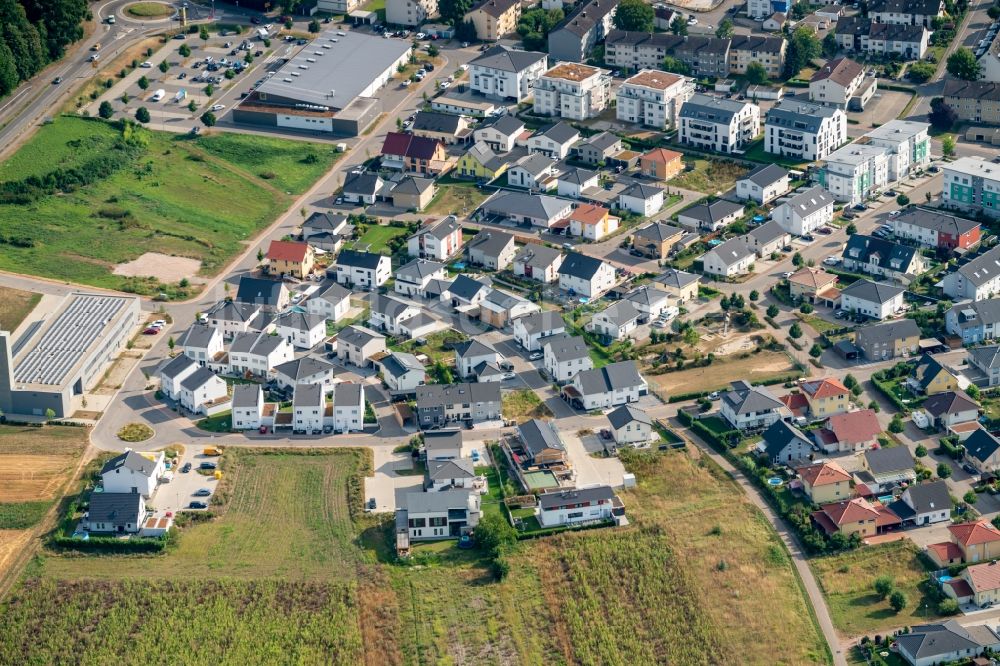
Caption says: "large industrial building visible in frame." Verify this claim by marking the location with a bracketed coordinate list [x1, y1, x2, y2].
[0, 293, 141, 418]
[232, 30, 412, 136]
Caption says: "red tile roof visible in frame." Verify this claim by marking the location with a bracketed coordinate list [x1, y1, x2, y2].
[928, 541, 964, 563]
[267, 240, 310, 263]
[873, 502, 901, 528]
[779, 392, 809, 416]
[569, 203, 609, 225]
[797, 460, 851, 487]
[965, 561, 1000, 593]
[949, 520, 1000, 547]
[946, 577, 975, 599]
[381, 131, 444, 160]
[826, 409, 881, 446]
[820, 497, 880, 527]
[641, 147, 683, 164]
[801, 377, 849, 400]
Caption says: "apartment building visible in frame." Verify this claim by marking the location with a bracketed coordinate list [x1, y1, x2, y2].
[943, 157, 1000, 219]
[385, 0, 438, 26]
[547, 0, 619, 63]
[679, 94, 761, 154]
[815, 143, 891, 204]
[868, 0, 944, 28]
[943, 80, 1000, 124]
[809, 57, 876, 109]
[615, 69, 695, 129]
[468, 46, 547, 102]
[463, 0, 521, 41]
[864, 119, 931, 181]
[764, 99, 847, 161]
[729, 34, 786, 79]
[533, 62, 612, 120]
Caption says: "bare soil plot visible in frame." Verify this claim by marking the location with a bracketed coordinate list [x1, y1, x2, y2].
[647, 350, 798, 396]
[113, 252, 203, 283]
[0, 288, 41, 332]
[0, 425, 90, 502]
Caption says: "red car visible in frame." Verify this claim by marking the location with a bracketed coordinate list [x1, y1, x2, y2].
[142, 327, 159, 335]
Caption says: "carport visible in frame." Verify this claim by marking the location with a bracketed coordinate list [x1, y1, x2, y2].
[833, 339, 859, 361]
[348, 10, 377, 24]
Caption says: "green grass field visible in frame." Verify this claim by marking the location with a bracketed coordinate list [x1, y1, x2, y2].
[0, 117, 339, 293]
[125, 2, 173, 17]
[349, 224, 408, 255]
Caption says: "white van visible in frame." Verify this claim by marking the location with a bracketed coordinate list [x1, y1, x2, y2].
[151, 89, 166, 102]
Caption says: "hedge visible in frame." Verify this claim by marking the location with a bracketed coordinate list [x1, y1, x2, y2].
[871, 376, 910, 413]
[51, 535, 168, 553]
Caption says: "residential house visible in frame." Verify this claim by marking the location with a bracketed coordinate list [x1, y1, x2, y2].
[398, 489, 481, 542]
[638, 148, 684, 182]
[854, 319, 920, 360]
[390, 176, 436, 212]
[812, 497, 894, 538]
[333, 249, 391, 288]
[729, 34, 787, 78]
[616, 69, 695, 130]
[911, 353, 959, 394]
[720, 380, 784, 431]
[558, 252, 616, 298]
[679, 94, 761, 154]
[814, 408, 882, 452]
[455, 141, 507, 181]
[336, 325, 387, 367]
[410, 111, 474, 145]
[655, 268, 700, 302]
[943, 157, 1000, 221]
[765, 99, 847, 161]
[479, 288, 540, 328]
[538, 486, 616, 527]
[923, 390, 981, 430]
[865, 119, 932, 181]
[797, 461, 853, 504]
[607, 405, 652, 446]
[292, 383, 324, 434]
[762, 12, 786, 31]
[512, 243, 563, 283]
[342, 171, 384, 205]
[788, 266, 839, 305]
[307, 281, 352, 321]
[587, 300, 640, 342]
[544, 333, 593, 383]
[395, 259, 447, 298]
[464, 0, 521, 41]
[941, 244, 1000, 301]
[604, 31, 684, 71]
[478, 192, 574, 229]
[473, 115, 525, 154]
[891, 480, 951, 525]
[275, 311, 326, 350]
[771, 186, 836, 236]
[836, 17, 929, 59]
[454, 339, 503, 380]
[408, 216, 463, 262]
[466, 229, 517, 270]
[101, 450, 165, 498]
[567, 203, 617, 240]
[368, 294, 422, 336]
[860, 446, 917, 493]
[443, 274, 491, 309]
[970, 344, 1000, 388]
[333, 382, 365, 433]
[841, 234, 926, 283]
[562, 360, 648, 410]
[469, 46, 547, 103]
[809, 57, 876, 109]
[518, 418, 568, 466]
[376, 351, 426, 391]
[942, 79, 1000, 125]
[557, 168, 600, 199]
[757, 419, 812, 465]
[800, 377, 851, 419]
[736, 164, 791, 205]
[177, 324, 224, 368]
[513, 310, 566, 351]
[965, 427, 1000, 473]
[869, 0, 943, 28]
[270, 357, 335, 391]
[228, 331, 293, 378]
[235, 277, 289, 313]
[265, 241, 315, 280]
[385, 0, 438, 26]
[178, 366, 228, 415]
[231, 383, 264, 430]
[423, 429, 464, 460]
[746, 221, 791, 258]
[508, 153, 558, 191]
[948, 299, 1000, 344]
[415, 382, 503, 429]
[546, 0, 619, 63]
[839, 279, 906, 320]
[816, 143, 891, 205]
[617, 183, 664, 217]
[677, 199, 745, 232]
[701, 237, 756, 278]
[380, 132, 451, 176]
[625, 285, 671, 319]
[936, 521, 1000, 566]
[85, 493, 146, 535]
[425, 457, 477, 491]
[631, 221, 684, 259]
[204, 300, 262, 340]
[891, 207, 981, 253]
[896, 621, 1000, 666]
[572, 131, 623, 166]
[534, 62, 612, 120]
[673, 36, 732, 77]
[527, 122, 581, 159]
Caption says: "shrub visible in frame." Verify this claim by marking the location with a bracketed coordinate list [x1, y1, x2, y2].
[937, 462, 953, 479]
[915, 444, 927, 457]
[937, 598, 960, 615]
[134, 107, 151, 124]
[889, 590, 908, 612]
[874, 575, 894, 600]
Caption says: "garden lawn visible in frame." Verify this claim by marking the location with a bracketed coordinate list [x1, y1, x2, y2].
[0, 116, 339, 292]
[810, 540, 941, 636]
[0, 288, 40, 332]
[125, 2, 173, 17]
[501, 389, 554, 422]
[425, 180, 489, 216]
[391, 329, 467, 365]
[349, 224, 408, 255]
[671, 157, 749, 194]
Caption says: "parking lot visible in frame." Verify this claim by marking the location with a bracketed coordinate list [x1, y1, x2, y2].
[147, 448, 223, 517]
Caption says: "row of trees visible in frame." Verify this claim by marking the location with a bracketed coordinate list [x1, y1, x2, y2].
[0, 0, 89, 98]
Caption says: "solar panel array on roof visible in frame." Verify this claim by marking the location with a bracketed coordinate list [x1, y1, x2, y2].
[14, 295, 130, 386]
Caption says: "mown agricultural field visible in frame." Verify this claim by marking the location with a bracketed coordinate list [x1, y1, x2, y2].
[0, 116, 339, 293]
[1, 447, 826, 664]
[0, 288, 40, 332]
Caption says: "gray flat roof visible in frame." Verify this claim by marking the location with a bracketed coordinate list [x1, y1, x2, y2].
[12, 293, 136, 388]
[256, 30, 411, 111]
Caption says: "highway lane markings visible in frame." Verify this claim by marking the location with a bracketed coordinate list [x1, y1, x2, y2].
[0, 88, 30, 114]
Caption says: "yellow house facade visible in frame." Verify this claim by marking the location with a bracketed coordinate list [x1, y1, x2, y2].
[798, 461, 853, 504]
[464, 0, 521, 41]
[801, 378, 851, 419]
[456, 144, 507, 181]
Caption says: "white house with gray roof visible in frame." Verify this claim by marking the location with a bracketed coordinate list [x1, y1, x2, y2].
[179, 366, 228, 416]
[231, 384, 264, 430]
[968, 345, 1000, 387]
[513, 310, 567, 350]
[397, 489, 481, 542]
[415, 382, 502, 428]
[562, 360, 647, 410]
[736, 164, 791, 204]
[556, 167, 600, 199]
[270, 357, 336, 391]
[538, 486, 616, 527]
[700, 237, 756, 277]
[478, 192, 574, 229]
[720, 379, 784, 430]
[746, 221, 791, 258]
[158, 354, 199, 402]
[586, 300, 640, 341]
[527, 122, 580, 159]
[941, 244, 1000, 302]
[275, 311, 326, 350]
[425, 457, 478, 491]
[204, 300, 262, 340]
[336, 325, 387, 367]
[617, 183, 664, 217]
[677, 200, 744, 232]
[466, 229, 517, 270]
[333, 382, 365, 433]
[896, 620, 1000, 666]
[307, 281, 352, 321]
[765, 99, 847, 161]
[543, 333, 593, 383]
[177, 324, 224, 368]
[572, 131, 623, 165]
[334, 249, 391, 288]
[508, 153, 558, 191]
[513, 244, 563, 283]
[607, 404, 652, 445]
[946, 298, 1000, 343]
[443, 275, 491, 309]
[469, 45, 548, 102]
[101, 449, 165, 498]
[558, 251, 616, 298]
[625, 285, 671, 318]
[454, 339, 504, 380]
[228, 331, 293, 377]
[771, 186, 835, 236]
[407, 216, 463, 261]
[679, 94, 761, 154]
[395, 259, 447, 297]
[473, 114, 525, 153]
[840, 279, 905, 320]
[376, 351, 426, 391]
[293, 383, 325, 434]
[368, 294, 423, 336]
[479, 288, 540, 329]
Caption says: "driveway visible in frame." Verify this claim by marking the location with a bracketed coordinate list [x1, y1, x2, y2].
[148, 449, 222, 516]
[559, 428, 625, 488]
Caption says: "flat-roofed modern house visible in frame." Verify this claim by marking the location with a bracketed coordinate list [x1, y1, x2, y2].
[764, 99, 847, 161]
[0, 293, 140, 418]
[232, 30, 411, 136]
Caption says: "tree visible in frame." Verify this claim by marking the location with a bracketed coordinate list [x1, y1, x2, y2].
[159, 60, 169, 73]
[188, 100, 197, 112]
[179, 43, 191, 57]
[767, 304, 779, 318]
[851, 384, 863, 397]
[896, 194, 910, 207]
[427, 44, 439, 57]
[809, 343, 822, 358]
[200, 111, 217, 127]
[225, 69, 235, 80]
[941, 134, 957, 157]
[965, 490, 978, 505]
[308, 18, 321, 33]
[749, 290, 759, 301]
[257, 248, 265, 262]
[930, 98, 958, 132]
[789, 322, 803, 339]
[662, 56, 691, 75]
[137, 75, 149, 90]
[135, 106, 150, 123]
[800, 303, 814, 314]
[683, 326, 700, 346]
[784, 26, 821, 78]
[44, 407, 55, 420]
[990, 4, 1000, 19]
[947, 47, 982, 81]
[98, 100, 114, 119]
[669, 14, 688, 35]
[869, 400, 880, 413]
[889, 590, 908, 613]
[716, 18, 734, 39]
[167, 336, 175, 351]
[937, 462, 953, 479]
[967, 384, 981, 400]
[439, 0, 474, 25]
[200, 26, 209, 41]
[455, 20, 477, 43]
[475, 513, 517, 558]
[844, 374, 858, 390]
[792, 252, 804, 267]
[846, 222, 857, 234]
[874, 575, 894, 599]
[822, 32, 838, 58]
[888, 414, 904, 433]
[745, 61, 768, 85]
[613, 0, 654, 31]
[915, 446, 927, 461]
[907, 60, 936, 83]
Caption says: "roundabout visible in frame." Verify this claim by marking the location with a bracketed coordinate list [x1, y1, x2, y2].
[123, 1, 174, 20]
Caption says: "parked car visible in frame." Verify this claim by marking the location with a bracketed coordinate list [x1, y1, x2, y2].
[528, 351, 543, 360]
[193, 488, 212, 497]
[142, 327, 159, 335]
[199, 462, 217, 470]
[853, 203, 867, 211]
[140, 61, 153, 68]
[367, 498, 377, 511]
[817, 226, 832, 234]
[210, 104, 225, 111]
[52, 76, 62, 84]
[188, 501, 209, 510]
[782, 271, 794, 278]
[181, 462, 192, 473]
[963, 462, 979, 475]
[888, 210, 901, 217]
[502, 371, 516, 380]
[708, 391, 720, 400]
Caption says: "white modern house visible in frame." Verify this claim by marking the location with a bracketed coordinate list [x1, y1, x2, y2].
[407, 216, 463, 261]
[543, 333, 593, 383]
[293, 383, 325, 434]
[231, 384, 265, 430]
[816, 143, 891, 204]
[617, 183, 664, 217]
[333, 382, 365, 433]
[178, 367, 228, 416]
[736, 164, 790, 205]
[513, 310, 567, 351]
[679, 94, 761, 154]
[771, 186, 835, 236]
[395, 259, 447, 297]
[764, 99, 847, 161]
[537, 486, 615, 527]
[468, 45, 548, 102]
[333, 249, 392, 288]
[177, 325, 224, 368]
[558, 252, 616, 298]
[275, 311, 326, 350]
[839, 279, 906, 320]
[700, 238, 756, 277]
[228, 331, 294, 377]
[158, 354, 198, 402]
[586, 301, 640, 342]
[376, 351, 426, 391]
[562, 361, 647, 410]
[307, 281, 352, 322]
[101, 450, 165, 498]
